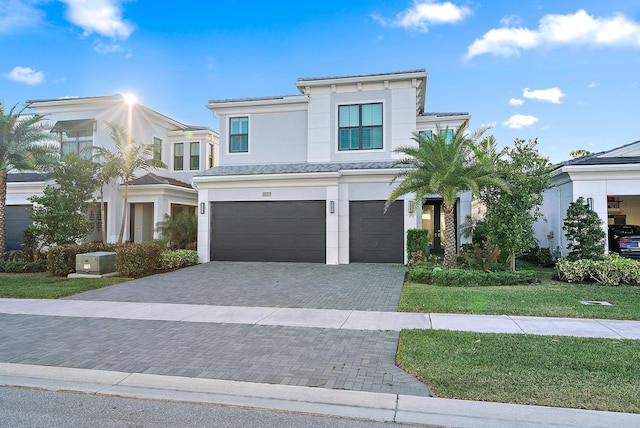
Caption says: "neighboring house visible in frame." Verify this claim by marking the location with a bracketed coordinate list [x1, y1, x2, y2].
[535, 140, 640, 256]
[193, 69, 472, 264]
[6, 95, 218, 250]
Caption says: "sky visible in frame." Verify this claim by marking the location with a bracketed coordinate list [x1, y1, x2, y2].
[2, 0, 640, 163]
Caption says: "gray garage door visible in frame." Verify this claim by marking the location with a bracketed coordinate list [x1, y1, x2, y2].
[350, 200, 404, 263]
[211, 201, 326, 262]
[6, 205, 32, 251]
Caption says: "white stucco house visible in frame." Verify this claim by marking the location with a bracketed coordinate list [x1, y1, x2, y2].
[535, 140, 640, 255]
[193, 69, 473, 264]
[6, 95, 218, 250]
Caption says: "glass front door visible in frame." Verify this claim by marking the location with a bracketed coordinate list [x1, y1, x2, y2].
[422, 200, 446, 256]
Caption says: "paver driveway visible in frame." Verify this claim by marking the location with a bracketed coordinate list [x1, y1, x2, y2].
[1, 262, 430, 396]
[66, 262, 406, 312]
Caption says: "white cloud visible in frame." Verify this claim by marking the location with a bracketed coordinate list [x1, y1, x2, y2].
[587, 81, 599, 88]
[523, 87, 566, 104]
[466, 9, 640, 58]
[375, 1, 471, 32]
[509, 98, 524, 106]
[61, 0, 134, 39]
[0, 0, 45, 34]
[502, 114, 538, 129]
[4, 66, 44, 85]
[93, 40, 124, 54]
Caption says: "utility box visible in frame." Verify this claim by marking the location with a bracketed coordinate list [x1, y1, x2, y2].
[75, 251, 117, 275]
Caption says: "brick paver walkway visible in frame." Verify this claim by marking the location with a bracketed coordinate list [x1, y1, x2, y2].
[1, 262, 429, 396]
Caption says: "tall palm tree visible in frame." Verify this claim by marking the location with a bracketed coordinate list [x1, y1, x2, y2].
[387, 120, 506, 268]
[91, 122, 167, 243]
[0, 101, 58, 256]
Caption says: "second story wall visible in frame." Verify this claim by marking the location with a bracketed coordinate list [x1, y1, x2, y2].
[211, 96, 308, 166]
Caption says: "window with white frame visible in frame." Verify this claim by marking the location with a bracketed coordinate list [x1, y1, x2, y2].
[174, 143, 184, 171]
[207, 143, 214, 168]
[229, 117, 248, 153]
[153, 137, 162, 161]
[190, 142, 200, 170]
[418, 129, 453, 143]
[338, 103, 383, 150]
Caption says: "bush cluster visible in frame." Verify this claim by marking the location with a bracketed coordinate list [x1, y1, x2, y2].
[47, 242, 121, 276]
[521, 246, 555, 267]
[408, 263, 538, 286]
[407, 229, 429, 261]
[115, 242, 163, 278]
[555, 253, 640, 286]
[0, 259, 47, 273]
[158, 249, 199, 270]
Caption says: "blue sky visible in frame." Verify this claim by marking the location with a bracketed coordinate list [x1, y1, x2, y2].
[2, 0, 640, 163]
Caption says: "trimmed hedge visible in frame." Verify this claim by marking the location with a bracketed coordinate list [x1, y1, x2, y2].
[408, 263, 538, 286]
[407, 228, 429, 261]
[159, 249, 199, 270]
[115, 242, 163, 278]
[47, 242, 121, 276]
[556, 253, 640, 286]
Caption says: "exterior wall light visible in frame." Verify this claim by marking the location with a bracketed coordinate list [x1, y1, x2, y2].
[329, 201, 335, 214]
[586, 198, 594, 210]
[200, 202, 205, 214]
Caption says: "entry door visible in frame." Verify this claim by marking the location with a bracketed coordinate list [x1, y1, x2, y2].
[422, 201, 446, 255]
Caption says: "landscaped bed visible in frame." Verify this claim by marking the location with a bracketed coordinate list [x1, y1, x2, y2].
[396, 329, 640, 413]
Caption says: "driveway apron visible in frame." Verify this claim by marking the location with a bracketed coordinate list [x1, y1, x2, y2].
[2, 262, 430, 397]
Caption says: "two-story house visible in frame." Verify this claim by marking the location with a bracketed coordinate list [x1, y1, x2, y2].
[193, 69, 472, 264]
[6, 95, 218, 250]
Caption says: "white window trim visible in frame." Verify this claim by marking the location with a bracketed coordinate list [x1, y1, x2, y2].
[152, 136, 163, 162]
[334, 101, 386, 154]
[172, 142, 185, 171]
[227, 114, 251, 155]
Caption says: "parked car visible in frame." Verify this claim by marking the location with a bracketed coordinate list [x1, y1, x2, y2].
[608, 225, 640, 259]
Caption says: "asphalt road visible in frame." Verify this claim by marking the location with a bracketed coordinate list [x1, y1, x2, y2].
[0, 386, 412, 428]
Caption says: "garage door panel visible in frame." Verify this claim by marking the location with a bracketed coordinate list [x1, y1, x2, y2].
[350, 201, 403, 263]
[212, 201, 326, 262]
[6, 205, 32, 251]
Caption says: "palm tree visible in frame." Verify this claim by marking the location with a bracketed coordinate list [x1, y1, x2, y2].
[387, 120, 506, 268]
[91, 122, 167, 243]
[0, 101, 58, 256]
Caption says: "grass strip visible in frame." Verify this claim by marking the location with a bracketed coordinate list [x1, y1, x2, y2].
[0, 273, 129, 299]
[399, 280, 640, 320]
[397, 329, 640, 413]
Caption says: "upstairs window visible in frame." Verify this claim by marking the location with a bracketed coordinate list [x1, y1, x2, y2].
[190, 142, 200, 170]
[51, 119, 95, 159]
[153, 137, 162, 161]
[339, 103, 383, 151]
[419, 129, 453, 143]
[229, 117, 248, 153]
[207, 143, 214, 168]
[174, 143, 184, 171]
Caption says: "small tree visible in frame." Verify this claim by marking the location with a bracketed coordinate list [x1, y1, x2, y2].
[91, 122, 167, 243]
[562, 197, 605, 260]
[29, 152, 99, 246]
[480, 138, 551, 270]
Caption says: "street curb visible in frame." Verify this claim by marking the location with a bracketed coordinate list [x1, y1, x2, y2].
[2, 363, 640, 427]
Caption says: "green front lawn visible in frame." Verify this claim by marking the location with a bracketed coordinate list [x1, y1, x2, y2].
[399, 266, 640, 320]
[0, 273, 129, 299]
[397, 329, 640, 413]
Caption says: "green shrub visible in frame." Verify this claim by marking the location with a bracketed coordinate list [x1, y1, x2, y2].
[47, 242, 121, 276]
[115, 242, 163, 278]
[407, 229, 429, 261]
[159, 249, 199, 270]
[556, 254, 640, 286]
[408, 264, 538, 286]
[522, 246, 555, 267]
[0, 259, 47, 273]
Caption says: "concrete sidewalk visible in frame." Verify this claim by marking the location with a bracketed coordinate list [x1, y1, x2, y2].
[1, 298, 639, 339]
[1, 362, 639, 428]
